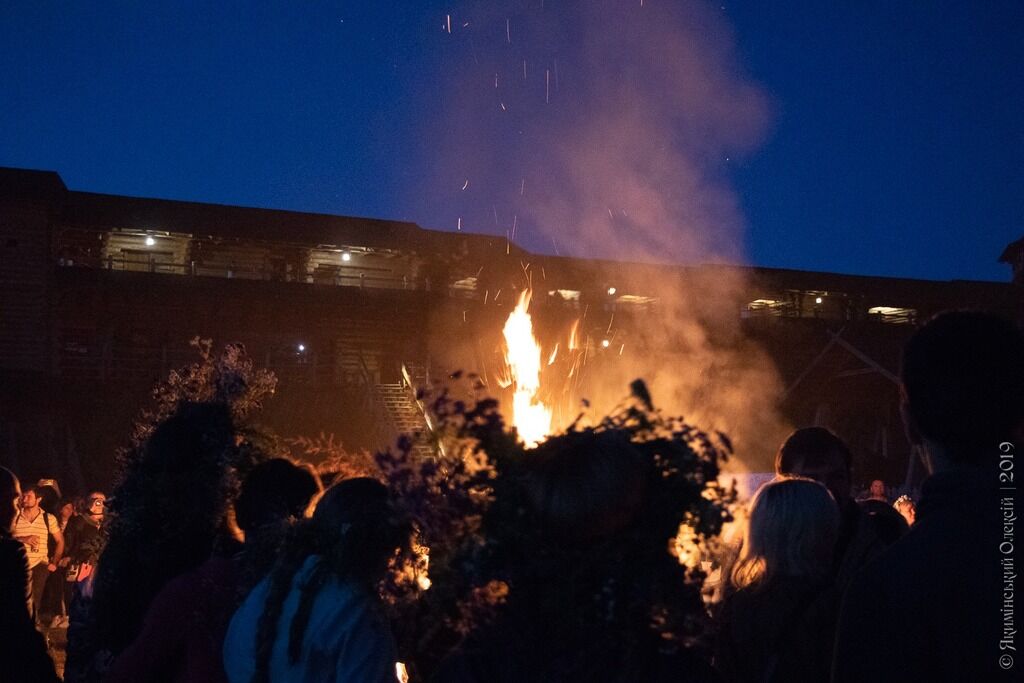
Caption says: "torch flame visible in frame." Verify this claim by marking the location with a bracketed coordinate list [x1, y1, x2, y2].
[503, 290, 553, 447]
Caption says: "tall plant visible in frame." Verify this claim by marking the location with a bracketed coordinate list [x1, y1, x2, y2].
[373, 377, 734, 678]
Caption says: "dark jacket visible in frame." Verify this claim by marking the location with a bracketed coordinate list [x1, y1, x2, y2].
[833, 466, 1017, 682]
[833, 500, 886, 593]
[715, 576, 839, 682]
[105, 555, 239, 683]
[0, 535, 60, 683]
[64, 514, 102, 565]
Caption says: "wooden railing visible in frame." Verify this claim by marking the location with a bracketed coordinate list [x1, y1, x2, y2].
[401, 362, 435, 437]
[56, 254, 417, 291]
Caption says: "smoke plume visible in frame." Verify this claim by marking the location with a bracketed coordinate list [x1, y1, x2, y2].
[419, 0, 789, 470]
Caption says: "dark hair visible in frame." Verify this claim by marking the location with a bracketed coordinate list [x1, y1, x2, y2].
[235, 459, 322, 596]
[89, 401, 245, 655]
[34, 482, 61, 515]
[902, 311, 1024, 462]
[235, 458, 320, 534]
[251, 478, 409, 683]
[775, 427, 852, 475]
[527, 430, 647, 542]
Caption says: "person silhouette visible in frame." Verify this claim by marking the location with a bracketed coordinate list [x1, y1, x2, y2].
[715, 477, 841, 682]
[223, 478, 409, 683]
[833, 311, 1024, 681]
[0, 466, 60, 682]
[775, 427, 889, 591]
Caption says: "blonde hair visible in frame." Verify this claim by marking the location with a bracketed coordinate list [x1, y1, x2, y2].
[731, 476, 839, 589]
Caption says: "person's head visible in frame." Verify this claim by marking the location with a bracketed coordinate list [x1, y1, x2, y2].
[308, 477, 408, 585]
[144, 402, 236, 471]
[775, 427, 853, 503]
[85, 491, 106, 519]
[32, 480, 61, 515]
[253, 477, 409, 683]
[0, 467, 21, 532]
[732, 476, 840, 589]
[526, 430, 647, 543]
[893, 495, 915, 526]
[235, 458, 321, 537]
[901, 311, 1024, 472]
[59, 499, 76, 521]
[141, 401, 237, 528]
[20, 485, 43, 511]
[115, 401, 241, 569]
[869, 480, 886, 499]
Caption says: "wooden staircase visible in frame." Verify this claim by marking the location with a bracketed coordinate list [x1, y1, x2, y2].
[375, 382, 427, 436]
[373, 378, 435, 458]
[357, 352, 434, 456]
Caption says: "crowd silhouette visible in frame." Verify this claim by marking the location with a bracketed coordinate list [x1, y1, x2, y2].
[1, 309, 1020, 682]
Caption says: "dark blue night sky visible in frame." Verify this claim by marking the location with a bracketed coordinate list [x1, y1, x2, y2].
[1, 1, 1020, 282]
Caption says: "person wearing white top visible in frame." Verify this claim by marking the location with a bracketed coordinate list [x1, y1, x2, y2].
[13, 484, 64, 622]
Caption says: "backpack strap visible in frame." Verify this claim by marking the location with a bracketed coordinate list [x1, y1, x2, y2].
[42, 511, 59, 561]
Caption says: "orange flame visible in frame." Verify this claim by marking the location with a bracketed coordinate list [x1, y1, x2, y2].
[502, 290, 553, 447]
[568, 319, 581, 351]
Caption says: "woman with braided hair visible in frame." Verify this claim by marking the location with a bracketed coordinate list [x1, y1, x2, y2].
[223, 477, 411, 683]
